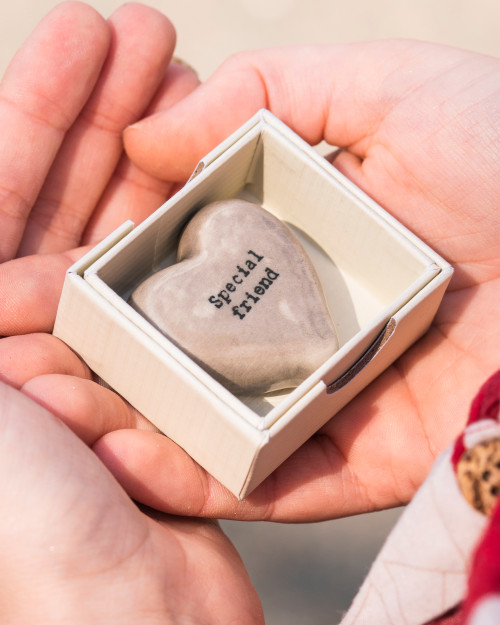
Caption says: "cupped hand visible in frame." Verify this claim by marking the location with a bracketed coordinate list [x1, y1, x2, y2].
[114, 41, 498, 520]
[0, 380, 263, 624]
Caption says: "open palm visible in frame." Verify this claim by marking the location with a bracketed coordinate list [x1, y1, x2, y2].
[115, 40, 500, 520]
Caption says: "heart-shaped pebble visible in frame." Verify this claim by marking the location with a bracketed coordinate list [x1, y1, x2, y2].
[130, 199, 338, 394]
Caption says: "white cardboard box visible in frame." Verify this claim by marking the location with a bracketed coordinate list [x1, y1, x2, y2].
[53, 110, 453, 499]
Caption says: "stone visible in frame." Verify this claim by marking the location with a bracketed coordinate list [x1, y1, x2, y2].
[130, 199, 339, 394]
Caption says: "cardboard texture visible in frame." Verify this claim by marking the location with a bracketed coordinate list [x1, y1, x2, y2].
[53, 110, 453, 498]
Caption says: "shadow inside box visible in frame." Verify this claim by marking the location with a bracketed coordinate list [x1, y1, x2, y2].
[220, 506, 403, 625]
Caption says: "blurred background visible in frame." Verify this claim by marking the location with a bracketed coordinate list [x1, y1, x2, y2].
[1, 1, 498, 623]
[1, 0, 500, 79]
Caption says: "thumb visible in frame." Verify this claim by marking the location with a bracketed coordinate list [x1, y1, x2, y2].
[122, 40, 453, 182]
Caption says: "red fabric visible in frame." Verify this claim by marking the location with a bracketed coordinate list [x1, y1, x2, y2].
[432, 370, 500, 623]
[468, 370, 500, 424]
[424, 604, 464, 624]
[463, 498, 500, 621]
[451, 370, 500, 470]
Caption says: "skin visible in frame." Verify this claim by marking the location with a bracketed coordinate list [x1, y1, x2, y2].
[0, 7, 498, 527]
[0, 3, 263, 623]
[101, 41, 500, 521]
[0, 381, 262, 624]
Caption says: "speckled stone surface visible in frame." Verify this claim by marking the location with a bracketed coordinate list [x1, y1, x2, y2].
[130, 199, 338, 394]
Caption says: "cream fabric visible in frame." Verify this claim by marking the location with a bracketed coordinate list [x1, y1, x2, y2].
[340, 448, 487, 625]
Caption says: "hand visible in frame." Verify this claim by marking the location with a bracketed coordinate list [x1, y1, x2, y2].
[0, 380, 263, 624]
[0, 0, 199, 335]
[3, 27, 498, 522]
[107, 41, 497, 521]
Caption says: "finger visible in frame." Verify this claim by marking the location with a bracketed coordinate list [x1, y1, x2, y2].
[93, 429, 231, 514]
[0, 334, 91, 388]
[0, 2, 110, 262]
[18, 3, 177, 256]
[79, 156, 171, 246]
[122, 42, 383, 180]
[123, 40, 471, 181]
[325, 148, 364, 186]
[146, 59, 201, 114]
[21, 374, 158, 446]
[0, 246, 88, 335]
[82, 61, 201, 245]
[92, 427, 361, 522]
